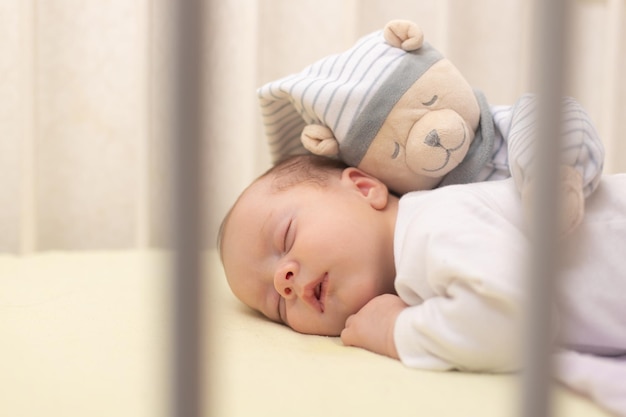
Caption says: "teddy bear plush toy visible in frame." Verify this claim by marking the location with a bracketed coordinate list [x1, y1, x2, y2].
[257, 20, 604, 234]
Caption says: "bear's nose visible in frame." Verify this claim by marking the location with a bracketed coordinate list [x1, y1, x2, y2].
[424, 129, 441, 147]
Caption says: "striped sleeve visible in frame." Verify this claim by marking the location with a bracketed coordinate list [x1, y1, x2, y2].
[506, 94, 605, 197]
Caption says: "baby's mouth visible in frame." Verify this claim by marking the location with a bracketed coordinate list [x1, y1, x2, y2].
[315, 273, 328, 312]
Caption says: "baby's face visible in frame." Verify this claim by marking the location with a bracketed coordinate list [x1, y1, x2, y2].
[221, 169, 397, 336]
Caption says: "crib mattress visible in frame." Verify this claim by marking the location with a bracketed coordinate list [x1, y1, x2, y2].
[0, 250, 612, 417]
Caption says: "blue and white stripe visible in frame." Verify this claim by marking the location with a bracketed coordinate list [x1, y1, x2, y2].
[475, 95, 604, 197]
[258, 30, 409, 163]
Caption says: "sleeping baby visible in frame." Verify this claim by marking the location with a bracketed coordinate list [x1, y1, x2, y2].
[219, 154, 626, 372]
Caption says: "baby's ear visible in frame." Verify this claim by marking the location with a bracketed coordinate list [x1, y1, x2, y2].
[301, 125, 340, 157]
[343, 168, 389, 210]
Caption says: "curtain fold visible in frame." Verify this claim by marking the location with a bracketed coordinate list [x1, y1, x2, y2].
[1, 0, 624, 253]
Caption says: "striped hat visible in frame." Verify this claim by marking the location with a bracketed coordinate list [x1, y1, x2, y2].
[258, 29, 444, 166]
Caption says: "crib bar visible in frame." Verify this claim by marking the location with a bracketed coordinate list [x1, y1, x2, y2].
[171, 1, 205, 417]
[604, 0, 625, 173]
[520, 1, 569, 417]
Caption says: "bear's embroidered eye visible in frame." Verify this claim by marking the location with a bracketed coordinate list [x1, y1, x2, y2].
[392, 142, 400, 159]
[422, 95, 438, 106]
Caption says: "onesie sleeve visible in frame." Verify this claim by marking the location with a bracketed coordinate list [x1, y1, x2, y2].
[506, 94, 605, 198]
[394, 279, 523, 372]
[393, 186, 528, 372]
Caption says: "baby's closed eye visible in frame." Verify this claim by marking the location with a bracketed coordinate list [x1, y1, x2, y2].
[283, 219, 294, 252]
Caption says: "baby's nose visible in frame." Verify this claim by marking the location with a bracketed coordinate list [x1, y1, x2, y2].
[274, 264, 298, 299]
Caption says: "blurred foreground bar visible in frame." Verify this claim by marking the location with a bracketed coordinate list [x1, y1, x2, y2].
[171, 1, 205, 417]
[520, 1, 569, 417]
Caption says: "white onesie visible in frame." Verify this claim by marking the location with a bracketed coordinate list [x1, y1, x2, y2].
[393, 175, 626, 372]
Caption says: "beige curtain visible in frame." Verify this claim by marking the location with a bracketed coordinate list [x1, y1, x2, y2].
[1, 0, 624, 253]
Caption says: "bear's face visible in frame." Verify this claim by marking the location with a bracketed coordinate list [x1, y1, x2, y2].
[357, 59, 480, 194]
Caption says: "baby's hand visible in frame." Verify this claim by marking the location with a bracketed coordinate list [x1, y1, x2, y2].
[341, 294, 407, 359]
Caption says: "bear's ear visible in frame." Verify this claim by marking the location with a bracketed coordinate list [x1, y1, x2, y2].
[383, 20, 424, 51]
[301, 125, 340, 157]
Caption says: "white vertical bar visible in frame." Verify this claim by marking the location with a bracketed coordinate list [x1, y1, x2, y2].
[517, 0, 535, 92]
[135, 0, 150, 248]
[133, 0, 149, 248]
[437, 0, 451, 53]
[342, 0, 358, 45]
[171, 1, 205, 417]
[19, 0, 36, 254]
[602, 0, 624, 173]
[520, 0, 569, 416]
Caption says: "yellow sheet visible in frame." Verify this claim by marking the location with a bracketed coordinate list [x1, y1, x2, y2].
[0, 250, 612, 417]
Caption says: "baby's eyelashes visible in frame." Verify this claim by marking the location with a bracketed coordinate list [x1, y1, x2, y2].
[283, 219, 294, 252]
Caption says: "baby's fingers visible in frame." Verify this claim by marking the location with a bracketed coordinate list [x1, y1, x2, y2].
[340, 314, 357, 345]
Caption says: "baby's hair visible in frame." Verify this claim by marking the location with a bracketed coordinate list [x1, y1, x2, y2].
[263, 154, 349, 190]
[217, 154, 348, 259]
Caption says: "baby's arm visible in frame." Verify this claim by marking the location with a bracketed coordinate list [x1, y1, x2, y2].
[341, 294, 407, 359]
[393, 280, 523, 372]
[342, 279, 524, 372]
[381, 184, 528, 372]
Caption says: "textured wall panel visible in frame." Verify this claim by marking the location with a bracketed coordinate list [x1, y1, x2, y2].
[35, 0, 148, 249]
[1, 0, 624, 252]
[0, 1, 29, 252]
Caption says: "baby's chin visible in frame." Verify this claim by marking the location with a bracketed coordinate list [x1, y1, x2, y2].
[289, 312, 351, 337]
